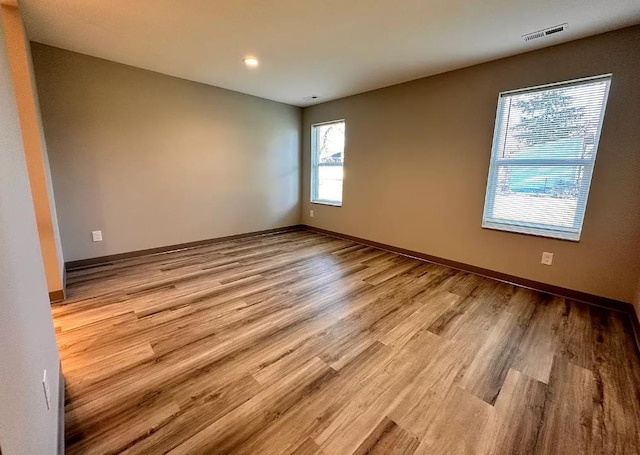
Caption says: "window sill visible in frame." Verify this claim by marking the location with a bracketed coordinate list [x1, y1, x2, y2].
[311, 201, 342, 207]
[482, 222, 580, 242]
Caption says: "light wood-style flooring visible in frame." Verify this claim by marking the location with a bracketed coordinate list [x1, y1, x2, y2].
[53, 230, 640, 454]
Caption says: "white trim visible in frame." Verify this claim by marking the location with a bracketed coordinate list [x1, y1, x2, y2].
[482, 221, 580, 241]
[310, 119, 345, 205]
[311, 200, 342, 207]
[498, 73, 612, 97]
[311, 118, 345, 127]
[482, 75, 612, 242]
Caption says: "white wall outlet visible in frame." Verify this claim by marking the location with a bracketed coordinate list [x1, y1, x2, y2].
[310, 209, 314, 218]
[541, 252, 553, 266]
[42, 370, 51, 410]
[92, 230, 103, 242]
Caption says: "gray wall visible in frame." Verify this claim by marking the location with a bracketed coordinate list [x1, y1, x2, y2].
[302, 25, 640, 304]
[32, 44, 301, 262]
[0, 18, 60, 455]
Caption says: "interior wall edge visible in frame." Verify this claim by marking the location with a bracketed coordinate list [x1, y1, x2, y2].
[57, 366, 64, 455]
[0, 3, 64, 293]
[0, 10, 60, 453]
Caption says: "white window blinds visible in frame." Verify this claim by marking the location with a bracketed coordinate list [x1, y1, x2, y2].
[482, 75, 611, 241]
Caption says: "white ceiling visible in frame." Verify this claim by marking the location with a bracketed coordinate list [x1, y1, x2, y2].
[19, 0, 640, 107]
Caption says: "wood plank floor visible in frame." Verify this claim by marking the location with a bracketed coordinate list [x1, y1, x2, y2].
[53, 230, 640, 454]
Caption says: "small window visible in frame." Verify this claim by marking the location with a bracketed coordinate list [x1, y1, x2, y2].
[483, 75, 611, 241]
[311, 120, 345, 206]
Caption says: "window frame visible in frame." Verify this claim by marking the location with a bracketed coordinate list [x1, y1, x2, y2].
[310, 119, 346, 207]
[482, 74, 612, 241]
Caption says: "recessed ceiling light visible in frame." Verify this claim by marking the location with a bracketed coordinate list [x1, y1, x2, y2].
[243, 57, 259, 68]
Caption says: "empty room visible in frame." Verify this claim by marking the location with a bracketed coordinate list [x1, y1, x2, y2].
[1, 0, 640, 454]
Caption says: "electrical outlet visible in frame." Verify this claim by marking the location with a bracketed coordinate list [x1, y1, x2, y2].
[541, 252, 553, 266]
[310, 209, 314, 218]
[42, 370, 51, 410]
[92, 230, 103, 242]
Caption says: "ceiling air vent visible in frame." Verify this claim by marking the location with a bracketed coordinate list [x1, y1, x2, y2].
[523, 23, 568, 42]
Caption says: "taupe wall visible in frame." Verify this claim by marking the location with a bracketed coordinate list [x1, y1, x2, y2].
[302, 26, 640, 304]
[0, 17, 60, 455]
[32, 44, 301, 262]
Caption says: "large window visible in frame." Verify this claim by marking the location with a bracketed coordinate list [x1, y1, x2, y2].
[311, 120, 345, 205]
[483, 75, 611, 241]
